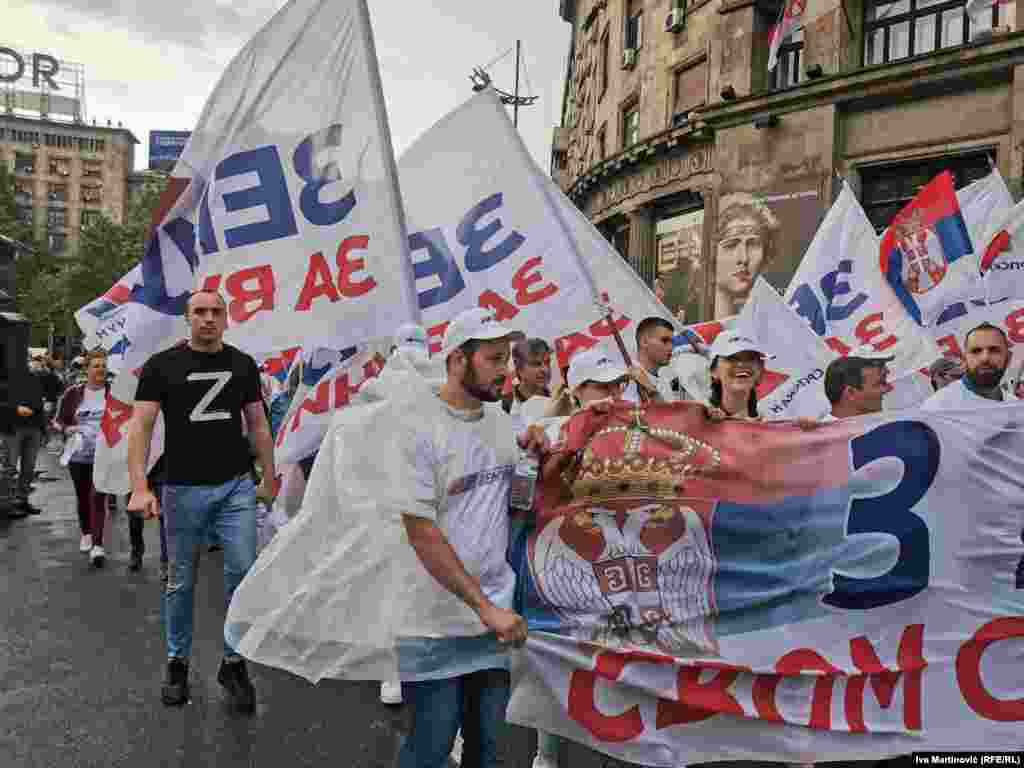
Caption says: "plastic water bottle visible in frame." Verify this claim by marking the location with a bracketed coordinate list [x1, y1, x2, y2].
[509, 452, 539, 512]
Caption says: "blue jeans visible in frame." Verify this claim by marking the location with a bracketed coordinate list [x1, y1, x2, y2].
[399, 669, 510, 768]
[162, 474, 257, 661]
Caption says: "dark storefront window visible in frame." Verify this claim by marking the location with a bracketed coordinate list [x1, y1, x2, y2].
[625, 0, 644, 50]
[770, 30, 804, 90]
[864, 0, 998, 66]
[623, 105, 640, 149]
[860, 151, 993, 232]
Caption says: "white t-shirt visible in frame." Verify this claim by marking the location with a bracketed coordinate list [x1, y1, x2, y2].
[399, 387, 519, 611]
[622, 366, 692, 404]
[920, 379, 1011, 411]
[71, 387, 106, 463]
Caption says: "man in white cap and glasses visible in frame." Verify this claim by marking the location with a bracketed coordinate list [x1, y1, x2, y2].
[393, 307, 544, 768]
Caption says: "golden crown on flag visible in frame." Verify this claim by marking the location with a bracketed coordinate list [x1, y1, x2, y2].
[570, 407, 721, 501]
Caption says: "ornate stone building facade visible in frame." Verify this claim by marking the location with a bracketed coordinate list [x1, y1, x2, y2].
[552, 0, 1023, 322]
[1, 115, 138, 258]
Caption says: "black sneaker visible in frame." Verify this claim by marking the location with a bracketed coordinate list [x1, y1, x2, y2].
[217, 658, 255, 713]
[161, 658, 190, 706]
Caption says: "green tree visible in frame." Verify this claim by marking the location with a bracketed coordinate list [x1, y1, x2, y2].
[0, 164, 58, 345]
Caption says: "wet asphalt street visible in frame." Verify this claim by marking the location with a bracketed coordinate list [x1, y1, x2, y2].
[0, 445, 558, 768]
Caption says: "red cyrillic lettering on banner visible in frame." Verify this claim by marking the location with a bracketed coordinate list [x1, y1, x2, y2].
[100, 397, 133, 448]
[478, 289, 520, 321]
[511, 256, 558, 306]
[554, 333, 597, 368]
[337, 235, 375, 298]
[1005, 308, 1024, 344]
[956, 617, 1024, 722]
[855, 313, 898, 351]
[655, 666, 744, 730]
[567, 649, 670, 743]
[770, 651, 839, 729]
[289, 380, 330, 434]
[201, 274, 222, 292]
[225, 265, 276, 323]
[826, 337, 853, 356]
[427, 321, 449, 355]
[935, 334, 963, 360]
[295, 252, 340, 311]
[845, 623, 926, 732]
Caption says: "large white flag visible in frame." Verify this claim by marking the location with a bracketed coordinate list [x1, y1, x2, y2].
[784, 182, 940, 376]
[737, 278, 836, 419]
[979, 198, 1024, 306]
[399, 89, 671, 369]
[88, 0, 415, 493]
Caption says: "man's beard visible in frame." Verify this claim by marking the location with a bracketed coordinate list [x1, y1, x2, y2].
[965, 364, 1006, 391]
[464, 360, 504, 403]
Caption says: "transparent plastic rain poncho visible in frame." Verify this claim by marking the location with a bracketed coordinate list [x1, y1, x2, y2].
[224, 349, 494, 683]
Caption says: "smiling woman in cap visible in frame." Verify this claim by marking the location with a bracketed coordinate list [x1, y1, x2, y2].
[707, 333, 773, 420]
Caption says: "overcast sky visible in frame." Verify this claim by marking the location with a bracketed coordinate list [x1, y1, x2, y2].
[5, 0, 570, 171]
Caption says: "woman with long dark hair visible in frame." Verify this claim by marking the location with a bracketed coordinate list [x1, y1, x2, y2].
[706, 333, 768, 420]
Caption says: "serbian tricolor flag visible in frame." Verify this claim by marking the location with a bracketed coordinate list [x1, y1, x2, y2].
[879, 171, 979, 326]
[979, 198, 1024, 303]
[768, 0, 839, 71]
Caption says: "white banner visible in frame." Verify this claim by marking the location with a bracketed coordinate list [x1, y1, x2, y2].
[507, 404, 1024, 763]
[737, 278, 836, 419]
[88, 0, 414, 492]
[398, 89, 671, 369]
[785, 182, 940, 376]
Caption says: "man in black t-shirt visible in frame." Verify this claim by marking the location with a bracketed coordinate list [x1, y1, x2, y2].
[127, 289, 275, 712]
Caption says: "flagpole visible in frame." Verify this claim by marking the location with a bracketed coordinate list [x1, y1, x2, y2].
[488, 88, 645, 399]
[355, 0, 421, 324]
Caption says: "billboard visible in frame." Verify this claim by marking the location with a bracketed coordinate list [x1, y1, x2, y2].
[0, 46, 84, 122]
[148, 130, 190, 171]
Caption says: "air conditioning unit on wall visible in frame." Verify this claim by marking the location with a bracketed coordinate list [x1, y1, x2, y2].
[665, 8, 685, 32]
[622, 48, 637, 70]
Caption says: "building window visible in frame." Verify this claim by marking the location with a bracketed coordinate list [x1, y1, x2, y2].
[81, 210, 102, 229]
[14, 181, 32, 205]
[597, 124, 607, 161]
[48, 184, 68, 203]
[599, 28, 611, 97]
[671, 58, 709, 126]
[770, 29, 804, 90]
[47, 208, 68, 228]
[625, 0, 644, 50]
[864, 0, 997, 66]
[859, 151, 992, 232]
[612, 224, 630, 259]
[15, 206, 33, 225]
[14, 153, 35, 174]
[95, 139, 105, 153]
[48, 232, 67, 254]
[623, 104, 640, 149]
[656, 205, 705, 324]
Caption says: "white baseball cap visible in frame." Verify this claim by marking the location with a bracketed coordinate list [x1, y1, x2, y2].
[393, 323, 429, 356]
[709, 333, 774, 361]
[567, 347, 628, 390]
[440, 307, 520, 359]
[847, 344, 895, 363]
